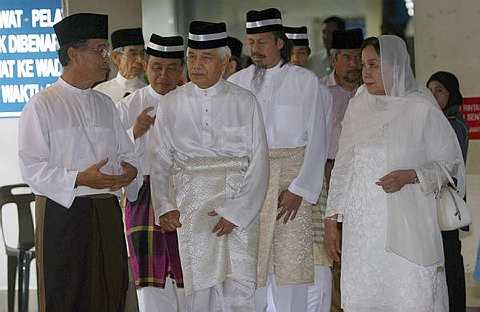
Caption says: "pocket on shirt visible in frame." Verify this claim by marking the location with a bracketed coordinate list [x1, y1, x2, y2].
[221, 125, 250, 151]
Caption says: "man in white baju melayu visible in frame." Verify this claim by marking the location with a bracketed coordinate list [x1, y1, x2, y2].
[116, 34, 186, 312]
[150, 21, 269, 312]
[228, 8, 332, 312]
[95, 28, 146, 102]
[18, 13, 139, 312]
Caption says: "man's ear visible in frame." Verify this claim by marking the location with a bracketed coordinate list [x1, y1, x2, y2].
[276, 37, 285, 50]
[225, 59, 236, 76]
[67, 46, 80, 65]
[111, 51, 122, 67]
[143, 57, 149, 72]
[330, 53, 337, 67]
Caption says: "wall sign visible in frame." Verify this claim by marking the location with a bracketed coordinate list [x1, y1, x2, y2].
[460, 97, 480, 140]
[0, 0, 62, 117]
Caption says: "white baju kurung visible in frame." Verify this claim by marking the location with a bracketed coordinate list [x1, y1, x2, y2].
[326, 35, 465, 312]
[229, 62, 332, 312]
[150, 79, 269, 312]
[116, 85, 185, 312]
[331, 125, 448, 312]
[95, 72, 146, 103]
[18, 77, 139, 207]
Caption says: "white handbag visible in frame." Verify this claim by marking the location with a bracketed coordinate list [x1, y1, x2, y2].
[436, 163, 471, 231]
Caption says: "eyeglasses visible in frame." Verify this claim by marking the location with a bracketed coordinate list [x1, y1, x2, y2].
[120, 49, 146, 60]
[85, 46, 111, 58]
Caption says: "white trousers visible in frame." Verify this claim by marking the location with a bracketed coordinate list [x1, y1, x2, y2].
[255, 275, 309, 312]
[137, 278, 185, 312]
[306, 266, 332, 312]
[185, 277, 255, 312]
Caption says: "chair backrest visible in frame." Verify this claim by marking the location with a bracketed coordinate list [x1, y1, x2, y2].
[0, 184, 35, 250]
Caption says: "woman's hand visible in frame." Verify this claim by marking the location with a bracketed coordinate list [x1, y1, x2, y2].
[376, 169, 417, 193]
[324, 218, 341, 262]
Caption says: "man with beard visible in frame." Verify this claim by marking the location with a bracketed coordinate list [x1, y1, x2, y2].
[95, 28, 147, 102]
[316, 28, 363, 312]
[284, 26, 311, 67]
[151, 21, 269, 311]
[116, 34, 186, 312]
[229, 8, 332, 312]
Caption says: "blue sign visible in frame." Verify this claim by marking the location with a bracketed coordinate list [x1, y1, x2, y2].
[0, 0, 62, 117]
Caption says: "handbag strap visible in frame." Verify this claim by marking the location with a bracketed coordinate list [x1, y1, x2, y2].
[435, 161, 457, 192]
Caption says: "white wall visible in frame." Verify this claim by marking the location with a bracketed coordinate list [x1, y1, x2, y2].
[141, 0, 176, 43]
[415, 0, 480, 306]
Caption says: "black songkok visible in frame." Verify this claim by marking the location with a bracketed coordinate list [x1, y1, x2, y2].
[246, 8, 283, 34]
[331, 28, 364, 49]
[111, 28, 144, 50]
[284, 26, 309, 47]
[188, 21, 227, 49]
[53, 13, 108, 46]
[146, 34, 184, 59]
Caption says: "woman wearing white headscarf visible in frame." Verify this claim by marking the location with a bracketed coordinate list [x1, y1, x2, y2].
[324, 35, 465, 312]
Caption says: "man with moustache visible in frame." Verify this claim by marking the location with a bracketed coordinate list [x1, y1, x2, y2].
[18, 13, 139, 312]
[308, 28, 364, 312]
[116, 34, 186, 312]
[229, 8, 332, 312]
[95, 27, 147, 102]
[151, 21, 268, 311]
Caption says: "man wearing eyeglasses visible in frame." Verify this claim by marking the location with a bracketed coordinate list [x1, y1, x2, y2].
[95, 27, 147, 103]
[18, 13, 139, 312]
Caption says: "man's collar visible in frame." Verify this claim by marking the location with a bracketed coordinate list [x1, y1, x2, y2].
[192, 78, 224, 97]
[116, 72, 143, 87]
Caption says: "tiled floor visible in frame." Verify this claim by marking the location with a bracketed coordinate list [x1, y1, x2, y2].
[1, 291, 480, 312]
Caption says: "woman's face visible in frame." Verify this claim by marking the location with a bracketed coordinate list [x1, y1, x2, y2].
[427, 80, 450, 110]
[361, 45, 385, 95]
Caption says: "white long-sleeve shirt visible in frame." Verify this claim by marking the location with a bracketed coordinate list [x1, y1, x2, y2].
[116, 85, 162, 178]
[18, 77, 139, 208]
[229, 62, 332, 204]
[150, 79, 269, 229]
[94, 72, 146, 103]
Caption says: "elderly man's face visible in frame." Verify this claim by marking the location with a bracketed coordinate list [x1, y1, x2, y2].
[187, 48, 227, 89]
[332, 49, 362, 84]
[146, 56, 183, 95]
[246, 32, 283, 68]
[290, 46, 310, 67]
[111, 44, 145, 79]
